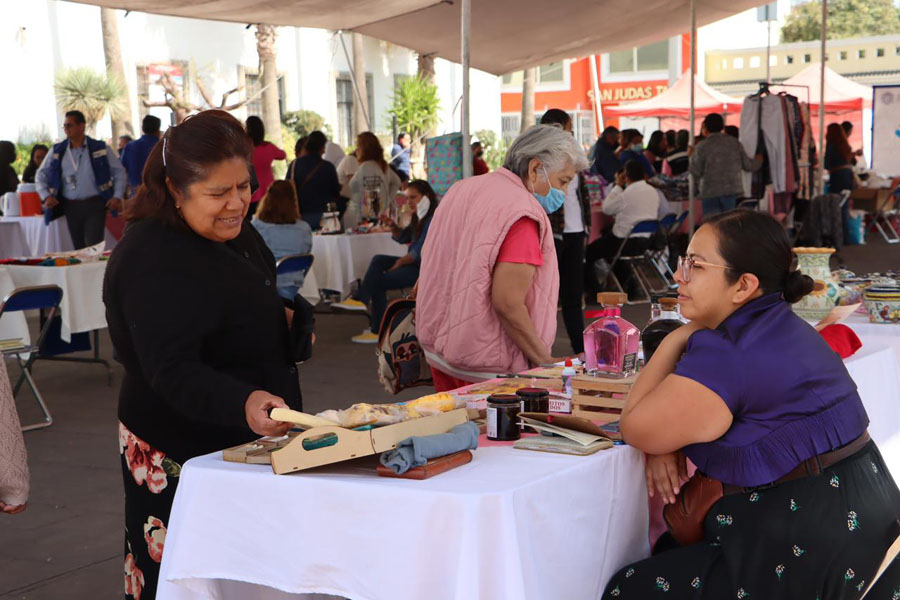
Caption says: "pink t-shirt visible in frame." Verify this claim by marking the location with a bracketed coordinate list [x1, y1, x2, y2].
[496, 217, 543, 266]
[251, 142, 287, 203]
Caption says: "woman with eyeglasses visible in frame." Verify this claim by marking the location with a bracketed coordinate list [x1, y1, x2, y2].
[602, 210, 900, 599]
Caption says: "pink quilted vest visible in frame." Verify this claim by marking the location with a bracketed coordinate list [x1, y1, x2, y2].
[417, 167, 559, 380]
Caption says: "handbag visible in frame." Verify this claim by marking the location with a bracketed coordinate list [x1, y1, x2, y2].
[375, 298, 432, 394]
[662, 471, 724, 546]
[289, 293, 315, 363]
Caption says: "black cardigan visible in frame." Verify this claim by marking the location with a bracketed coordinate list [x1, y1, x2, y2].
[103, 218, 302, 462]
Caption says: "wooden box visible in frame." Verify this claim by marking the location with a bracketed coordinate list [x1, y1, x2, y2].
[224, 409, 469, 475]
[571, 374, 637, 424]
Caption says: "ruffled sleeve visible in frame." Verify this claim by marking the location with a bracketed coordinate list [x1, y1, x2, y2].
[673, 329, 743, 415]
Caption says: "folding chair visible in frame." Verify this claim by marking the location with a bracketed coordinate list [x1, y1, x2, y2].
[0, 285, 64, 431]
[605, 219, 666, 304]
[275, 253, 315, 301]
[650, 211, 688, 288]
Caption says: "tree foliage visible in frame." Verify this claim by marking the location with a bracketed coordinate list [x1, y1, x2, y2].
[387, 75, 440, 143]
[781, 0, 900, 43]
[474, 129, 510, 172]
[282, 110, 332, 138]
[54, 67, 127, 134]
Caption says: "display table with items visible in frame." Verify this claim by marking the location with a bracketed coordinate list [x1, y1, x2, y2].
[156, 390, 648, 600]
[310, 232, 406, 297]
[0, 215, 118, 257]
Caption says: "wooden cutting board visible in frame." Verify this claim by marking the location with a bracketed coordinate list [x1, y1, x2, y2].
[376, 450, 473, 480]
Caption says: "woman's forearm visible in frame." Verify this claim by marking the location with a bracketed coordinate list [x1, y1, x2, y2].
[495, 303, 552, 366]
[622, 323, 699, 418]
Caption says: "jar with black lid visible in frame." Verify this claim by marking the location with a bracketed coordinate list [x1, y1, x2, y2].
[486, 394, 521, 441]
[516, 388, 550, 432]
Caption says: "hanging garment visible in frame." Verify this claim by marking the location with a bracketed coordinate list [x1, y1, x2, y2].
[797, 103, 813, 200]
[741, 95, 789, 194]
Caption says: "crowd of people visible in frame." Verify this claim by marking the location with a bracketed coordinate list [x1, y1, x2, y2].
[3, 100, 899, 600]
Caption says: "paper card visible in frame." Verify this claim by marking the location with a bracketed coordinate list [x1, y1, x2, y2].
[814, 303, 862, 331]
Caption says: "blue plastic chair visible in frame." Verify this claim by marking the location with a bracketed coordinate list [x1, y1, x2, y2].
[275, 253, 315, 278]
[0, 285, 64, 431]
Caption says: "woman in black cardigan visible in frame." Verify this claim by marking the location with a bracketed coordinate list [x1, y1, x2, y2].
[103, 110, 302, 600]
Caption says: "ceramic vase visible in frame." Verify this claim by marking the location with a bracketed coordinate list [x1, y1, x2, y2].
[792, 247, 840, 320]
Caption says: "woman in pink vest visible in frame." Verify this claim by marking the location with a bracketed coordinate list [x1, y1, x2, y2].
[417, 125, 589, 391]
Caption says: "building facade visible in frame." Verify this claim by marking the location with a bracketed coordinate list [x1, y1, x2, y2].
[1, 1, 501, 149]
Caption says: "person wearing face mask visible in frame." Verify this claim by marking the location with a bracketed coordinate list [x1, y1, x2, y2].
[618, 129, 656, 178]
[472, 141, 490, 175]
[333, 180, 439, 343]
[415, 125, 588, 391]
[585, 160, 662, 297]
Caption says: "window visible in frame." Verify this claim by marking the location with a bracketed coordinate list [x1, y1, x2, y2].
[733, 57, 744, 69]
[877, 48, 885, 57]
[609, 40, 669, 74]
[859, 49, 866, 59]
[722, 58, 728, 69]
[770, 55, 777, 66]
[502, 72, 518, 85]
[244, 72, 286, 120]
[840, 51, 848, 60]
[335, 73, 375, 148]
[501, 115, 521, 143]
[803, 54, 811, 63]
[750, 56, 761, 68]
[786, 55, 794, 64]
[538, 62, 565, 84]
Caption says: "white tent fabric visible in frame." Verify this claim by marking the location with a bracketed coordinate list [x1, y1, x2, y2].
[70, 0, 771, 75]
[605, 70, 742, 117]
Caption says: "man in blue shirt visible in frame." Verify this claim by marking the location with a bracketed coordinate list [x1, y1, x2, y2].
[390, 132, 411, 181]
[120, 115, 162, 197]
[35, 110, 127, 249]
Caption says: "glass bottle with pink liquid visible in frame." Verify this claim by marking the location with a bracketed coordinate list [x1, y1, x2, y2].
[583, 292, 640, 378]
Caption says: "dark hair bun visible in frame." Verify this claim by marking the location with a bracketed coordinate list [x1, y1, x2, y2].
[783, 269, 815, 303]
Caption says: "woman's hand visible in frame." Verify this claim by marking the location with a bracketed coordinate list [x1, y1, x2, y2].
[0, 501, 26, 515]
[245, 391, 292, 437]
[646, 451, 688, 505]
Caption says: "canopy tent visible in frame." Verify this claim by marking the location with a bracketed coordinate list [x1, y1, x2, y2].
[771, 63, 872, 114]
[71, 0, 770, 76]
[605, 70, 743, 118]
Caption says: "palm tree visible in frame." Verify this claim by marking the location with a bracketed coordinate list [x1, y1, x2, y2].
[100, 8, 133, 139]
[255, 24, 283, 149]
[54, 67, 127, 136]
[388, 75, 440, 178]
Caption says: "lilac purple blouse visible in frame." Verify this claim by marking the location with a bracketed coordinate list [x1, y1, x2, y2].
[674, 293, 868, 487]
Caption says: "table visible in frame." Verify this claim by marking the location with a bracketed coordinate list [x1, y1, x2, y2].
[311, 233, 406, 297]
[0, 216, 118, 256]
[843, 312, 900, 369]
[157, 443, 649, 600]
[850, 186, 899, 243]
[845, 343, 900, 477]
[0, 222, 30, 258]
[0, 262, 108, 344]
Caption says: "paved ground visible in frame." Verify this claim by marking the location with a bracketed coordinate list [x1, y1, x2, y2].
[1, 235, 897, 599]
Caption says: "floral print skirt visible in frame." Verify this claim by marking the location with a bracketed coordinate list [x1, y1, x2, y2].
[119, 421, 182, 600]
[604, 441, 900, 600]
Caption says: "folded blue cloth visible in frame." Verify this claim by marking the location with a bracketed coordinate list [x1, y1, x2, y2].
[379, 422, 479, 475]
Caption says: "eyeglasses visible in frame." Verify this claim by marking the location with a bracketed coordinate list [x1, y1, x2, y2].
[677, 255, 734, 283]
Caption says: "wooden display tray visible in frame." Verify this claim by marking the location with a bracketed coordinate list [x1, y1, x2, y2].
[571, 373, 637, 424]
[223, 409, 469, 475]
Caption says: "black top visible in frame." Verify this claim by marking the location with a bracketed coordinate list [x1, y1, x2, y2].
[103, 218, 302, 462]
[824, 142, 851, 172]
[592, 140, 621, 182]
[0, 166, 18, 196]
[291, 155, 340, 216]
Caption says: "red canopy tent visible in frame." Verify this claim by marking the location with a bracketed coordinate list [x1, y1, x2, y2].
[604, 70, 743, 119]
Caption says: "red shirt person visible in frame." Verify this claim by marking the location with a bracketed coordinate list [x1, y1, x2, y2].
[246, 116, 286, 208]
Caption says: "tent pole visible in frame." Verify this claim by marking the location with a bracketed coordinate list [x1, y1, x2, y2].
[337, 30, 371, 130]
[688, 0, 696, 234]
[818, 0, 827, 196]
[461, 0, 473, 178]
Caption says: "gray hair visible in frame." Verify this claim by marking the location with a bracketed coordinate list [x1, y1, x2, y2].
[502, 124, 590, 178]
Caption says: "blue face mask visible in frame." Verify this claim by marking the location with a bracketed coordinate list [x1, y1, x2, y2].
[531, 166, 566, 214]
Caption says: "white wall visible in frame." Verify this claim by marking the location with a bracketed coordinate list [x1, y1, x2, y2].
[0, 1, 501, 148]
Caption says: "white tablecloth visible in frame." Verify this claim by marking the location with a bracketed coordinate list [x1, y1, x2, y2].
[0, 262, 107, 343]
[0, 222, 31, 258]
[0, 216, 117, 256]
[311, 233, 406, 296]
[846, 343, 900, 477]
[157, 444, 649, 600]
[843, 313, 900, 368]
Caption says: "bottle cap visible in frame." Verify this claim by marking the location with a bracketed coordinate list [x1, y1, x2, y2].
[660, 297, 679, 309]
[565, 358, 572, 367]
[516, 387, 550, 398]
[597, 292, 627, 305]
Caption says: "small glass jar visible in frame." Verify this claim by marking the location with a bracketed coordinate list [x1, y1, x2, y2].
[516, 388, 550, 432]
[486, 394, 521, 441]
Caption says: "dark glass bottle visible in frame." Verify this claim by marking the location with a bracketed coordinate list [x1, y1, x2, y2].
[641, 298, 686, 364]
